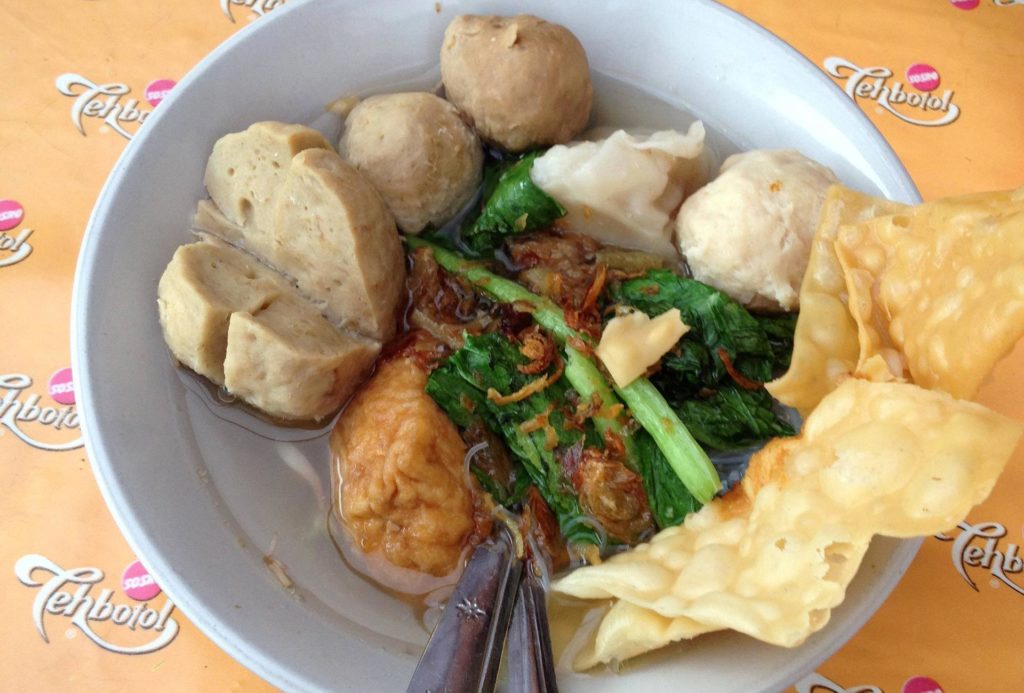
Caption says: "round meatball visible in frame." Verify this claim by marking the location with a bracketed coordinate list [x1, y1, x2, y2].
[440, 14, 593, 152]
[675, 150, 838, 311]
[340, 92, 483, 234]
[332, 353, 480, 577]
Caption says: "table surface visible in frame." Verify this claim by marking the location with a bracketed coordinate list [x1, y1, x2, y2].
[3, 1, 1023, 691]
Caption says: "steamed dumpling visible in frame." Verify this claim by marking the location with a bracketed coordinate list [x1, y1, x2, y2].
[530, 123, 710, 258]
[675, 149, 838, 311]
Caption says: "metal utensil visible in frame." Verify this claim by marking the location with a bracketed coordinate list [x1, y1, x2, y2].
[508, 561, 559, 693]
[406, 530, 523, 693]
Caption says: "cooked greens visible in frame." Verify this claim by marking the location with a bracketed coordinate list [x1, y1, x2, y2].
[659, 340, 713, 395]
[407, 236, 723, 505]
[756, 312, 798, 374]
[612, 268, 797, 451]
[634, 431, 700, 530]
[613, 268, 774, 384]
[675, 385, 795, 451]
[426, 332, 602, 548]
[411, 230, 800, 557]
[462, 153, 566, 255]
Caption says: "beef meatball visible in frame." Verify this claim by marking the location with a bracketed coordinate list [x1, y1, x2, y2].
[340, 92, 483, 234]
[332, 353, 481, 576]
[675, 149, 838, 311]
[440, 14, 592, 152]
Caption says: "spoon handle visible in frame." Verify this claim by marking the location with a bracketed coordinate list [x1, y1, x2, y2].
[507, 564, 559, 693]
[406, 534, 522, 693]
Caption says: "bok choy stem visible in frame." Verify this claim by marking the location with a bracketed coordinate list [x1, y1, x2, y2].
[616, 379, 720, 504]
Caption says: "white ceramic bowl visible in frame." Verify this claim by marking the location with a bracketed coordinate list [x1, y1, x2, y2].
[73, 1, 922, 691]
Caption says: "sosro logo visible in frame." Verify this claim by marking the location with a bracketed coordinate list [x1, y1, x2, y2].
[15, 554, 179, 655]
[0, 373, 82, 452]
[221, 0, 286, 22]
[55, 73, 154, 139]
[936, 520, 1024, 595]
[0, 199, 33, 268]
[823, 57, 961, 127]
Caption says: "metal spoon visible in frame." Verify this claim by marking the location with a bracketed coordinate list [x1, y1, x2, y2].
[406, 530, 523, 693]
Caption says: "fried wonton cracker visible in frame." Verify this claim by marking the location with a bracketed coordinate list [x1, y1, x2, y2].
[553, 379, 1022, 669]
[766, 186, 907, 414]
[834, 189, 1024, 399]
[770, 185, 1024, 412]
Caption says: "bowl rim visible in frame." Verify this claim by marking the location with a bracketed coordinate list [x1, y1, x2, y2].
[71, 0, 923, 690]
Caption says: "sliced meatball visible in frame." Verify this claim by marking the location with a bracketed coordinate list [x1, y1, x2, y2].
[197, 123, 406, 341]
[157, 239, 378, 421]
[203, 121, 331, 232]
[332, 355, 482, 576]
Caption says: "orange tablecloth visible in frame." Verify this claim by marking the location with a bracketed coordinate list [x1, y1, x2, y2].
[2, 1, 1022, 691]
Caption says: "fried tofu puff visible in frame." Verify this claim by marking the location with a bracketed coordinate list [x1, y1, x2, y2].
[332, 353, 483, 577]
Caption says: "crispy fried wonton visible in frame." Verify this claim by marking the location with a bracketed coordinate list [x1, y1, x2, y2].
[553, 185, 1024, 669]
[768, 185, 1024, 411]
[554, 380, 1022, 668]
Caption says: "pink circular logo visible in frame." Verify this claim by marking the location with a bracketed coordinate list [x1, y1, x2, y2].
[0, 199, 24, 232]
[903, 676, 944, 693]
[144, 78, 177, 107]
[48, 367, 75, 405]
[121, 560, 162, 601]
[906, 64, 941, 92]
[950, 0, 979, 9]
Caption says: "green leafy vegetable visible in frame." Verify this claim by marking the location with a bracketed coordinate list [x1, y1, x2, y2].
[634, 431, 700, 530]
[659, 339, 713, 396]
[463, 153, 566, 255]
[407, 236, 722, 505]
[424, 363, 533, 505]
[563, 345, 631, 458]
[613, 269, 774, 384]
[755, 312, 798, 374]
[615, 269, 798, 450]
[675, 385, 795, 451]
[471, 465, 530, 507]
[426, 332, 601, 548]
[616, 377, 720, 505]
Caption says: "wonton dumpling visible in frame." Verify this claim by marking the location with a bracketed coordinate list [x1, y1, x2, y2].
[530, 123, 710, 258]
[834, 188, 1024, 399]
[676, 149, 838, 311]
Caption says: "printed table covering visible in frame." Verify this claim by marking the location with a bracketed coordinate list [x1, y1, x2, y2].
[2, 0, 1023, 691]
